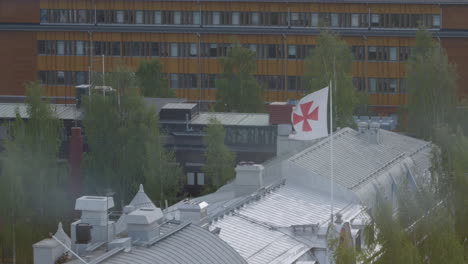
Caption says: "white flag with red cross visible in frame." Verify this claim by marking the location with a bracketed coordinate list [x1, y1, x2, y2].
[289, 86, 329, 140]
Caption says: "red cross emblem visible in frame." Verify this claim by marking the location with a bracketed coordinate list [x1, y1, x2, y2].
[292, 101, 319, 132]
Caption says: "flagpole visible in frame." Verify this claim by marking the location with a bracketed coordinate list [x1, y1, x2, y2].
[330, 61, 335, 224]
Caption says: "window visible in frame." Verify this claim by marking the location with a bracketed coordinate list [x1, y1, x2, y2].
[57, 71, 65, 84]
[187, 172, 195, 185]
[193, 11, 200, 25]
[154, 11, 162, 24]
[197, 173, 205, 185]
[38, 40, 46, 55]
[389, 47, 397, 61]
[369, 78, 377, 93]
[57, 41, 65, 55]
[76, 72, 85, 85]
[389, 79, 397, 93]
[170, 74, 178, 88]
[290, 12, 299, 26]
[232, 12, 240, 25]
[76, 41, 84, 56]
[59, 9, 68, 23]
[351, 14, 359, 27]
[209, 44, 217, 57]
[353, 77, 366, 91]
[116, 11, 124, 24]
[40, 9, 48, 23]
[190, 43, 197, 57]
[368, 46, 377, 60]
[251, 12, 259, 25]
[213, 12, 220, 25]
[400, 47, 410, 61]
[331, 13, 339, 27]
[96, 10, 105, 23]
[112, 42, 120, 56]
[78, 10, 87, 23]
[249, 44, 257, 54]
[135, 11, 143, 24]
[311, 13, 319, 27]
[132, 42, 141, 56]
[170, 43, 178, 57]
[371, 14, 380, 27]
[288, 45, 297, 59]
[174, 11, 181, 24]
[400, 79, 407, 93]
[432, 15, 440, 27]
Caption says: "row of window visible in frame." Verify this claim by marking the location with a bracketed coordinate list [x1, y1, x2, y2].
[354, 77, 406, 93]
[38, 40, 314, 59]
[40, 9, 441, 29]
[38, 71, 89, 86]
[38, 40, 413, 62]
[37, 70, 406, 94]
[352, 46, 411, 61]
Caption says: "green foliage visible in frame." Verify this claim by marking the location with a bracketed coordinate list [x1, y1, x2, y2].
[202, 118, 235, 192]
[406, 28, 457, 140]
[304, 30, 365, 129]
[0, 82, 70, 263]
[328, 225, 358, 264]
[215, 43, 264, 113]
[83, 69, 183, 205]
[136, 59, 175, 98]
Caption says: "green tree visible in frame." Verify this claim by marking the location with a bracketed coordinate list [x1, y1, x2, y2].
[304, 30, 364, 129]
[406, 28, 457, 140]
[202, 118, 235, 192]
[215, 43, 264, 113]
[136, 59, 175, 98]
[0, 82, 69, 263]
[83, 67, 183, 205]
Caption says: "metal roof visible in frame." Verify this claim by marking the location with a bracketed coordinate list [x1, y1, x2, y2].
[129, 184, 157, 210]
[102, 224, 247, 264]
[289, 127, 431, 190]
[0, 103, 82, 120]
[208, 182, 363, 264]
[143, 97, 186, 113]
[161, 103, 197, 110]
[191, 112, 270, 126]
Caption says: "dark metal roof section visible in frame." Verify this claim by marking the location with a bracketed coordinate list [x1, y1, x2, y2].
[102, 224, 247, 264]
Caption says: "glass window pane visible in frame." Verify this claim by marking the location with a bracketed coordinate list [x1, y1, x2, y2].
[193, 11, 200, 25]
[136, 11, 143, 24]
[432, 15, 440, 27]
[369, 78, 377, 93]
[197, 173, 205, 185]
[190, 43, 197, 56]
[331, 14, 339, 27]
[60, 9, 68, 23]
[117, 11, 124, 24]
[288, 45, 296, 58]
[170, 74, 178, 88]
[187, 172, 195, 185]
[57, 41, 65, 55]
[389, 47, 397, 61]
[352, 14, 359, 27]
[311, 13, 318, 27]
[249, 44, 257, 53]
[154, 11, 162, 24]
[389, 79, 397, 93]
[232, 12, 240, 25]
[78, 10, 87, 23]
[76, 41, 84, 55]
[76, 72, 85, 85]
[57, 71, 65, 84]
[40, 9, 48, 23]
[174, 11, 181, 24]
[213, 12, 220, 25]
[170, 43, 178, 57]
[251, 12, 259, 25]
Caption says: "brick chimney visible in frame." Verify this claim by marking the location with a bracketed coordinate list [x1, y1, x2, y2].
[268, 102, 293, 125]
[69, 127, 83, 200]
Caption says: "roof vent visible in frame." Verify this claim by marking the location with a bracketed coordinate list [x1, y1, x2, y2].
[358, 122, 368, 134]
[235, 163, 264, 196]
[334, 213, 343, 225]
[369, 122, 381, 144]
[126, 207, 164, 244]
[178, 200, 209, 224]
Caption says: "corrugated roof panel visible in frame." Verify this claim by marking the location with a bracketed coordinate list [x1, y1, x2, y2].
[191, 112, 269, 126]
[289, 128, 430, 190]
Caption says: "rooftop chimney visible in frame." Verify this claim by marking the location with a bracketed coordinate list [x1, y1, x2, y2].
[71, 196, 115, 254]
[33, 223, 71, 264]
[178, 200, 209, 224]
[235, 162, 265, 196]
[126, 207, 164, 244]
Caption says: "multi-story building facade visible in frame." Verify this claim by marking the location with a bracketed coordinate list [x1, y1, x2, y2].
[0, 0, 467, 114]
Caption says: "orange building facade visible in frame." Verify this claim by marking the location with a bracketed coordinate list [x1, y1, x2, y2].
[0, 0, 467, 114]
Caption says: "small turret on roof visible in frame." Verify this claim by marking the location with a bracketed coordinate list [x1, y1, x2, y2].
[129, 184, 157, 210]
